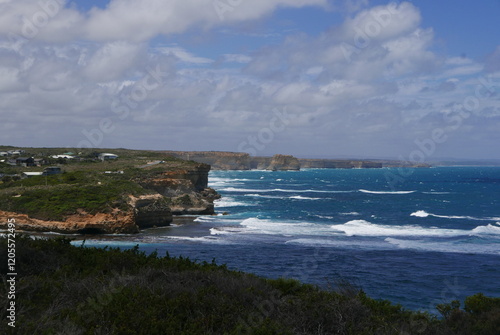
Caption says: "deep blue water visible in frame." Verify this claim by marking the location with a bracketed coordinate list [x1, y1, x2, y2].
[80, 167, 500, 313]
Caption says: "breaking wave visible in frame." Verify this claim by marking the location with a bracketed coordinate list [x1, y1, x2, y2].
[410, 210, 500, 221]
[359, 189, 416, 194]
[330, 220, 500, 237]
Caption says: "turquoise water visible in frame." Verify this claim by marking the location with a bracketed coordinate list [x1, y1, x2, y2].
[81, 167, 500, 312]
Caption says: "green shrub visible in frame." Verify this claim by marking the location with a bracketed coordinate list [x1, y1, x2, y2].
[1, 236, 498, 334]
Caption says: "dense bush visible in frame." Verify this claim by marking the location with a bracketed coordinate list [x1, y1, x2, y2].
[0, 171, 150, 220]
[1, 236, 498, 334]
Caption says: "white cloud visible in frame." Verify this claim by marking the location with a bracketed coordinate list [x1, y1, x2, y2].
[84, 41, 144, 82]
[0, 0, 328, 43]
[224, 54, 252, 64]
[157, 46, 213, 65]
[0, 1, 498, 159]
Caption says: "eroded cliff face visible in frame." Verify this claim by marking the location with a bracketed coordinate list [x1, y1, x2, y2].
[163, 151, 303, 171]
[163, 151, 251, 170]
[0, 209, 139, 234]
[129, 194, 172, 229]
[137, 163, 220, 215]
[266, 155, 301, 171]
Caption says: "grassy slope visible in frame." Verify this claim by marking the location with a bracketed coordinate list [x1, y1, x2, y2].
[0, 237, 499, 335]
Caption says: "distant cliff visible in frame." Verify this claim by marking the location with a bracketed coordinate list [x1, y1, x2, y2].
[299, 159, 383, 169]
[162, 151, 251, 170]
[162, 151, 429, 170]
[266, 154, 300, 171]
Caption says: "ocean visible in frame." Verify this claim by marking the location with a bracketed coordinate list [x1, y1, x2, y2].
[81, 166, 500, 313]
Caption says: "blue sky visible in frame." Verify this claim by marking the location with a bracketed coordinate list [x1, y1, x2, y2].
[0, 0, 499, 160]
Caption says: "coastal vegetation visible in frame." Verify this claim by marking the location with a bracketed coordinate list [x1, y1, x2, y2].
[1, 236, 499, 334]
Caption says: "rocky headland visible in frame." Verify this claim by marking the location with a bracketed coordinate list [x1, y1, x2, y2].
[0, 149, 219, 234]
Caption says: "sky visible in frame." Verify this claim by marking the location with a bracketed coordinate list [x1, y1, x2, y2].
[0, 0, 499, 161]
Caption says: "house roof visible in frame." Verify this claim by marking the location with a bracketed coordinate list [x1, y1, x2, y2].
[22, 172, 43, 176]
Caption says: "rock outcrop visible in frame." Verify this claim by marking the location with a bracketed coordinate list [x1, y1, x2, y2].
[136, 163, 220, 215]
[163, 151, 251, 170]
[266, 154, 301, 171]
[129, 194, 172, 229]
[0, 209, 139, 234]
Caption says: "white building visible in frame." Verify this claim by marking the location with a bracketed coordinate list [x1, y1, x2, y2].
[22, 172, 44, 179]
[99, 153, 119, 161]
[52, 155, 75, 159]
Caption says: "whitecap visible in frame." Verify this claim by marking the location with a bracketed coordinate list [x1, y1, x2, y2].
[163, 235, 234, 244]
[214, 197, 252, 207]
[410, 210, 430, 218]
[359, 189, 416, 194]
[470, 223, 500, 235]
[410, 210, 500, 221]
[332, 220, 459, 237]
[331, 219, 500, 238]
[238, 218, 331, 236]
[289, 195, 321, 200]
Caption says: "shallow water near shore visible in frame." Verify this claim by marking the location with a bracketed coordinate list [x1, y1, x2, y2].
[78, 166, 500, 313]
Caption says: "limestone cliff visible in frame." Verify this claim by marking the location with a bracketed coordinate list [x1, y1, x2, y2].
[0, 209, 139, 234]
[162, 151, 251, 170]
[129, 194, 172, 229]
[266, 154, 301, 171]
[160, 151, 427, 170]
[136, 163, 220, 215]
[299, 159, 383, 169]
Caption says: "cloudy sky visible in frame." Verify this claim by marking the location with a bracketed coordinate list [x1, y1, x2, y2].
[1, 0, 499, 160]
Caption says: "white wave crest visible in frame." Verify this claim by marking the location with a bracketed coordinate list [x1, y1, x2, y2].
[330, 220, 500, 237]
[238, 217, 332, 236]
[214, 198, 252, 207]
[471, 223, 500, 235]
[410, 210, 500, 221]
[289, 195, 321, 200]
[359, 189, 416, 194]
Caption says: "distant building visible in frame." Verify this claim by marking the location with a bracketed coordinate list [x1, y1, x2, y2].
[51, 155, 75, 159]
[34, 158, 46, 166]
[43, 167, 62, 175]
[22, 172, 44, 178]
[0, 152, 8, 157]
[16, 157, 35, 167]
[99, 153, 119, 161]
